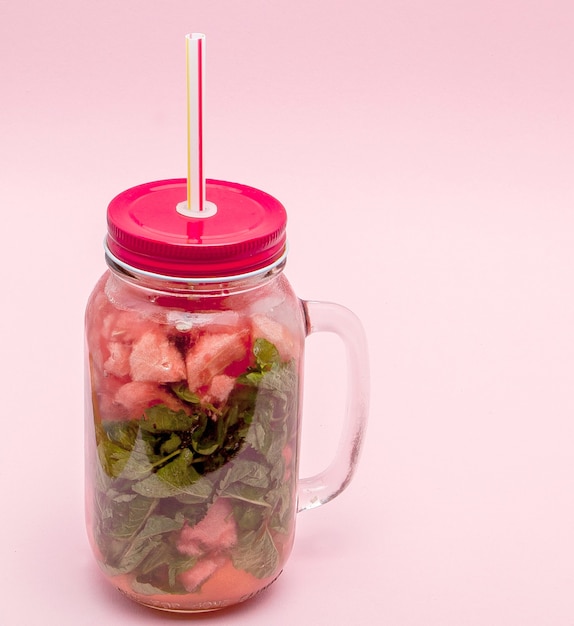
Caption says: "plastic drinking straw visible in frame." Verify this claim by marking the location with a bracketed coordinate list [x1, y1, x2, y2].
[178, 33, 216, 217]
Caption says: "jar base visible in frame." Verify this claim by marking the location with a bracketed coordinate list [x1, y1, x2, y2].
[117, 570, 283, 613]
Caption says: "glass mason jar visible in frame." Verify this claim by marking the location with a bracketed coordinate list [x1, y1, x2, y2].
[85, 179, 369, 612]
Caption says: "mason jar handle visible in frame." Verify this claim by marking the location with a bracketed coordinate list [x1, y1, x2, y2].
[297, 300, 369, 512]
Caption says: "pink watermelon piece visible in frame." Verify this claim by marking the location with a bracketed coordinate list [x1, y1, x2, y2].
[114, 381, 188, 419]
[102, 309, 156, 344]
[103, 341, 131, 378]
[90, 308, 151, 376]
[251, 314, 298, 361]
[129, 330, 186, 383]
[186, 331, 248, 392]
[179, 556, 226, 593]
[92, 374, 130, 421]
[177, 498, 238, 557]
[203, 374, 235, 406]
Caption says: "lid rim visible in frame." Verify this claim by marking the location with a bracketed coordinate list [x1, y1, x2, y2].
[106, 178, 287, 278]
[104, 241, 288, 283]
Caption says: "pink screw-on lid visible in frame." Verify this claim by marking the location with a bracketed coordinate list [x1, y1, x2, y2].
[106, 179, 287, 278]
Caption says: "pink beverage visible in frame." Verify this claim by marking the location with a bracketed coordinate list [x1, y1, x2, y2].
[85, 178, 368, 612]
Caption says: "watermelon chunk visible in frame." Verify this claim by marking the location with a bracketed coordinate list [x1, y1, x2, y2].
[103, 341, 131, 378]
[203, 374, 235, 405]
[92, 374, 129, 421]
[177, 498, 238, 557]
[114, 381, 188, 419]
[178, 556, 226, 593]
[129, 330, 186, 383]
[186, 331, 248, 392]
[102, 309, 153, 343]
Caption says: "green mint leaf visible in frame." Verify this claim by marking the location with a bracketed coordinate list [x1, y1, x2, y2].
[226, 404, 239, 427]
[136, 540, 176, 577]
[98, 494, 158, 541]
[170, 383, 201, 404]
[101, 537, 163, 576]
[259, 363, 297, 400]
[219, 483, 271, 507]
[96, 421, 145, 479]
[156, 448, 199, 486]
[105, 420, 139, 448]
[110, 492, 138, 504]
[232, 528, 279, 579]
[232, 504, 265, 531]
[236, 371, 264, 386]
[141, 404, 198, 432]
[191, 439, 220, 455]
[132, 449, 213, 501]
[191, 414, 226, 456]
[266, 483, 293, 534]
[97, 438, 131, 478]
[137, 514, 184, 541]
[243, 361, 297, 458]
[117, 434, 158, 481]
[253, 338, 281, 371]
[98, 510, 185, 580]
[130, 580, 169, 596]
[218, 459, 270, 491]
[160, 433, 182, 455]
[244, 421, 270, 456]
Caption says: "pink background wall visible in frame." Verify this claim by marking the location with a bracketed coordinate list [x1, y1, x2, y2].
[1, 1, 573, 624]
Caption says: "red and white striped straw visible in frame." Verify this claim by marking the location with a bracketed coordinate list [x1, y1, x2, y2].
[177, 34, 216, 218]
[186, 33, 205, 213]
